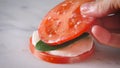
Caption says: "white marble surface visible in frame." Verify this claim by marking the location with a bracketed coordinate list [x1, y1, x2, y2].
[0, 0, 120, 68]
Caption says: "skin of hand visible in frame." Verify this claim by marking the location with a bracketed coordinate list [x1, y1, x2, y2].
[80, 0, 120, 48]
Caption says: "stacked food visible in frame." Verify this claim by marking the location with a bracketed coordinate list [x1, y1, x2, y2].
[29, 0, 95, 64]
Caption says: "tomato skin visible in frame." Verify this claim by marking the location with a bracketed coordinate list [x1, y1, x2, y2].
[29, 37, 95, 64]
[38, 0, 94, 45]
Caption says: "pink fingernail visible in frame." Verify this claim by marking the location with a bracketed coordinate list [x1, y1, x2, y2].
[80, 2, 95, 16]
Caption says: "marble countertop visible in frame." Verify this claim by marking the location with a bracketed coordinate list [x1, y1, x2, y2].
[0, 0, 120, 68]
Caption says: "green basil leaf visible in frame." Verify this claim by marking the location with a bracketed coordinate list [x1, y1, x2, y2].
[35, 33, 89, 51]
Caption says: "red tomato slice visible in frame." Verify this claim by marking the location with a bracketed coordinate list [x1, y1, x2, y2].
[29, 37, 95, 64]
[38, 0, 94, 45]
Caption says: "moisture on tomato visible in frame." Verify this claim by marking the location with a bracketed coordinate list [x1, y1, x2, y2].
[38, 0, 94, 45]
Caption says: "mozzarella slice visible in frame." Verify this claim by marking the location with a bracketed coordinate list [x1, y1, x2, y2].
[32, 31, 93, 57]
[47, 36, 93, 57]
[32, 31, 40, 46]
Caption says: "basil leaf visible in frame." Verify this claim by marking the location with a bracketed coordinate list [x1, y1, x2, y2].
[35, 33, 89, 51]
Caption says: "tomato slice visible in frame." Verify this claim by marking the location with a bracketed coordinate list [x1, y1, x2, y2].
[29, 37, 95, 64]
[38, 0, 93, 45]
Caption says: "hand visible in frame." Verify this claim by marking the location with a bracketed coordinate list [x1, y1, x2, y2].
[80, 0, 120, 48]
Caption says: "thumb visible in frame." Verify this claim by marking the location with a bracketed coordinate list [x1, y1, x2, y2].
[80, 0, 120, 17]
[91, 25, 120, 48]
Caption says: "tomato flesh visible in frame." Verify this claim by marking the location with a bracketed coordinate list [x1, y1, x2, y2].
[29, 37, 94, 64]
[38, 0, 93, 45]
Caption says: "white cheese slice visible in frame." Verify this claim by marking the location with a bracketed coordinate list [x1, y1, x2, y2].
[47, 36, 93, 57]
[32, 31, 93, 57]
[32, 31, 40, 46]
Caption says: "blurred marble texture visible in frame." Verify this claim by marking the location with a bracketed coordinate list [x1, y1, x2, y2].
[0, 0, 120, 68]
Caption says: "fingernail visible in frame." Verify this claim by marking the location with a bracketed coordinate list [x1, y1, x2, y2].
[80, 2, 95, 16]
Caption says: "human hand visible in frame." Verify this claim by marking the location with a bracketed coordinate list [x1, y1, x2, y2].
[80, 0, 120, 48]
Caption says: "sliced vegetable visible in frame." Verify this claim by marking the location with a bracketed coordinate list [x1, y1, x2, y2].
[36, 33, 89, 51]
[38, 0, 93, 45]
[29, 37, 95, 64]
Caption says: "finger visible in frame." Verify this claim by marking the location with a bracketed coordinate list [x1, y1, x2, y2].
[80, 0, 120, 17]
[91, 25, 120, 48]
